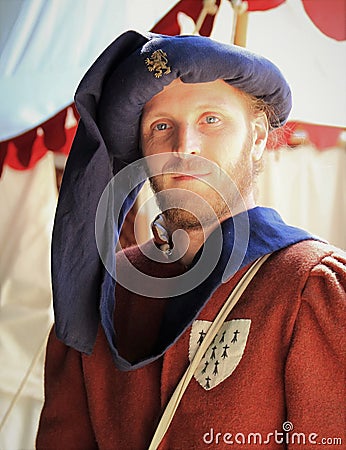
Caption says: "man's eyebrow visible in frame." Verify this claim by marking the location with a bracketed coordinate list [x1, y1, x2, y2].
[142, 111, 171, 120]
[143, 103, 235, 119]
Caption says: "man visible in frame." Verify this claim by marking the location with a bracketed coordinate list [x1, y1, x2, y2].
[37, 31, 345, 449]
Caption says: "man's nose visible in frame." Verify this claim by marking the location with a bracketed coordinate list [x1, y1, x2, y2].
[173, 125, 201, 157]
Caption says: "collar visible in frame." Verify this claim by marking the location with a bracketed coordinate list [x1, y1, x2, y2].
[151, 213, 173, 255]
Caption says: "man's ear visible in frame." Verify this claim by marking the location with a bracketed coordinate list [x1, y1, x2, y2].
[251, 113, 269, 162]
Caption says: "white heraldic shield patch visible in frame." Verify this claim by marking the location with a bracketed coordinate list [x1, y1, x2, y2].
[189, 319, 251, 390]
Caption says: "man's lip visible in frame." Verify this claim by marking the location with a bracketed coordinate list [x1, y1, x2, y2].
[171, 173, 211, 180]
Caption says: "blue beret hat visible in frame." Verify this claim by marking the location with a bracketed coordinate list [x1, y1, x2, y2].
[98, 31, 292, 163]
[52, 30, 292, 355]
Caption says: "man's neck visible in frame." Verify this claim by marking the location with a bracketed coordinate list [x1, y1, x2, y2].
[177, 222, 218, 268]
[165, 195, 256, 268]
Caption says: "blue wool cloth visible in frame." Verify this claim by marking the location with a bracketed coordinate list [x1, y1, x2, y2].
[52, 30, 298, 358]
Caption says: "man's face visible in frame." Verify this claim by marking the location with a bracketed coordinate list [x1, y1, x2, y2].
[140, 78, 266, 229]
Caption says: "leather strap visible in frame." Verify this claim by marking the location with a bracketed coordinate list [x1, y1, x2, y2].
[148, 253, 271, 450]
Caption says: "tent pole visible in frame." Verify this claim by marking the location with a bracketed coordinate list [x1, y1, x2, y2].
[230, 0, 248, 47]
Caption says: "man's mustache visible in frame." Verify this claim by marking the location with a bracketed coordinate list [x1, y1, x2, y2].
[161, 154, 216, 176]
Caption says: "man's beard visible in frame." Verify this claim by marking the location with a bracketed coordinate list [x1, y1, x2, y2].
[148, 135, 254, 231]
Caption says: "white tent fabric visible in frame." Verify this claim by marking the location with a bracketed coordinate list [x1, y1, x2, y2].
[257, 145, 346, 250]
[245, 0, 346, 127]
[182, 0, 346, 127]
[0, 153, 56, 450]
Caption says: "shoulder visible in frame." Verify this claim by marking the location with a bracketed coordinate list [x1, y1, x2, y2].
[289, 240, 346, 307]
[281, 242, 345, 370]
[267, 239, 345, 281]
[250, 239, 345, 309]
[270, 240, 345, 332]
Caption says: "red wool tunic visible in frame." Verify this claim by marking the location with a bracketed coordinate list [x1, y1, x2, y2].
[36, 240, 345, 449]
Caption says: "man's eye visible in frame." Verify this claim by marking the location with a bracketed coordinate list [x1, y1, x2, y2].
[205, 116, 220, 124]
[154, 123, 169, 131]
